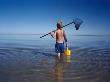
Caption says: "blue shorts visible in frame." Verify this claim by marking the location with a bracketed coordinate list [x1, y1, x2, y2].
[55, 43, 64, 53]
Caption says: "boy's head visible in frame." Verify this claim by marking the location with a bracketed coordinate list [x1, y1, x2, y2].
[57, 22, 63, 29]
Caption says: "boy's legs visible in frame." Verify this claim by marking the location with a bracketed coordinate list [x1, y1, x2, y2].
[55, 43, 60, 58]
[60, 53, 65, 61]
[55, 43, 64, 59]
[57, 53, 61, 59]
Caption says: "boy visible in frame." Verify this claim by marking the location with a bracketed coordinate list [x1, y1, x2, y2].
[50, 22, 68, 59]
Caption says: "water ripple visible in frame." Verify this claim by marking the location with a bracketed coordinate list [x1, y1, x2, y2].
[0, 47, 110, 82]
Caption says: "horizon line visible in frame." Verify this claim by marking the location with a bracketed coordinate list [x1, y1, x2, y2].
[0, 33, 110, 36]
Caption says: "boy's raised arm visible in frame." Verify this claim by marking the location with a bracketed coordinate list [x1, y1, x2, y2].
[50, 31, 56, 38]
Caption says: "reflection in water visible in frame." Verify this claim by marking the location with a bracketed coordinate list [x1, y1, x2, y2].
[54, 55, 64, 82]
[54, 55, 71, 82]
[65, 55, 71, 63]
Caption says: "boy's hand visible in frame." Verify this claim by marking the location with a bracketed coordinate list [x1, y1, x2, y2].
[50, 31, 54, 38]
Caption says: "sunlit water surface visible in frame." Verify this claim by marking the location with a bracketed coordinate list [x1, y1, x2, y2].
[0, 34, 110, 82]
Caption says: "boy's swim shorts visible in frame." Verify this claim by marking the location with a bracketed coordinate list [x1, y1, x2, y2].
[55, 43, 64, 53]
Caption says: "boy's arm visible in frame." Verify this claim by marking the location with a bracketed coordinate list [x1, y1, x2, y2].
[63, 30, 68, 48]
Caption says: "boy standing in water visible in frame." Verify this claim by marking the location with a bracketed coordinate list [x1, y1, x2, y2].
[50, 22, 68, 59]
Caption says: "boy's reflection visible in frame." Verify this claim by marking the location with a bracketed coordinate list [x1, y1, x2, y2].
[54, 55, 71, 82]
[54, 55, 64, 82]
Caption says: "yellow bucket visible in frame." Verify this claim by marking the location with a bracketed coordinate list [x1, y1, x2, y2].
[64, 48, 71, 56]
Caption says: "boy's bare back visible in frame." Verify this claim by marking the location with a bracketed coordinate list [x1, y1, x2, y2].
[55, 29, 67, 43]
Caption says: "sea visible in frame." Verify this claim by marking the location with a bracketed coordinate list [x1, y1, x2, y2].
[0, 34, 110, 82]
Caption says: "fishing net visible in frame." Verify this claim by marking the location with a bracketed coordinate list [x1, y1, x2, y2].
[73, 18, 83, 30]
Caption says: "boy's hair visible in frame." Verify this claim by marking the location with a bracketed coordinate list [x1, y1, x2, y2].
[57, 22, 63, 29]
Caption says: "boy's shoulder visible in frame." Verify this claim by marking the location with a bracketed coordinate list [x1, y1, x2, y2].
[56, 29, 63, 32]
[56, 28, 64, 31]
[56, 29, 65, 35]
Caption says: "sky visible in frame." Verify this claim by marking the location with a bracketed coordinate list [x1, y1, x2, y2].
[0, 0, 110, 35]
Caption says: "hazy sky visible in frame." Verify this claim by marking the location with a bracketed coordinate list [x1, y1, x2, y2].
[0, 0, 110, 35]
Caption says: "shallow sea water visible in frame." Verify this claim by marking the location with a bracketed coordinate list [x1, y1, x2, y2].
[0, 34, 110, 82]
